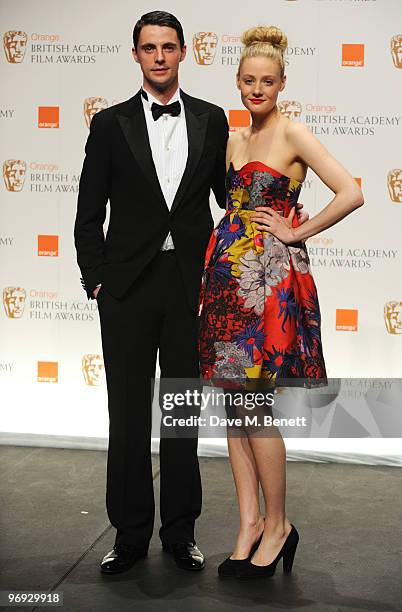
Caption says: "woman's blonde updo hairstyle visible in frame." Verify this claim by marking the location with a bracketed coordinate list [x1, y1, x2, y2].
[238, 25, 288, 77]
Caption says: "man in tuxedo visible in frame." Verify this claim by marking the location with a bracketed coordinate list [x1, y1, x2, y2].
[74, 10, 227, 574]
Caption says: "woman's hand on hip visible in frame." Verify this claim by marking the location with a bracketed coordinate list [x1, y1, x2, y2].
[250, 206, 298, 245]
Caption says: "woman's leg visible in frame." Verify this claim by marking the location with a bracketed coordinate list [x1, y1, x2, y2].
[227, 433, 264, 559]
[247, 423, 293, 565]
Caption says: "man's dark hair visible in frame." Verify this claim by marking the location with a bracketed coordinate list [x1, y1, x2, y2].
[133, 11, 185, 50]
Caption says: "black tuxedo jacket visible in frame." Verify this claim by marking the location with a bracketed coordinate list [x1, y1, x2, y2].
[74, 89, 229, 313]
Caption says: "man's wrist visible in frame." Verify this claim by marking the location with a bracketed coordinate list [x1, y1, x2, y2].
[92, 283, 102, 298]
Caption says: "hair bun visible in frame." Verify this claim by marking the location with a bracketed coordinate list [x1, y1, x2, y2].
[241, 26, 288, 52]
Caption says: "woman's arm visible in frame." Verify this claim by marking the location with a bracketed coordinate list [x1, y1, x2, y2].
[252, 122, 364, 244]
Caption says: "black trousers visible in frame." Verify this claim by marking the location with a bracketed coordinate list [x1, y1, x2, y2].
[97, 251, 202, 548]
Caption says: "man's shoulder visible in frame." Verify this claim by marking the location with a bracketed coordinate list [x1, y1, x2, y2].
[90, 94, 140, 126]
[181, 91, 225, 117]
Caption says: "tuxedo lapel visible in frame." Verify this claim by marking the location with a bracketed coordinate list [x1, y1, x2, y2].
[116, 91, 168, 213]
[170, 91, 209, 216]
[116, 89, 209, 217]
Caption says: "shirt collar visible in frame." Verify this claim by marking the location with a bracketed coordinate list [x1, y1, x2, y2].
[141, 86, 181, 110]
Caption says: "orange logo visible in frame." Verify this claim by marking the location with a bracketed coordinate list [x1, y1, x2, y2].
[3, 159, 26, 191]
[3, 286, 26, 318]
[38, 106, 59, 128]
[83, 97, 108, 128]
[193, 32, 218, 65]
[336, 309, 358, 332]
[387, 169, 402, 203]
[38, 235, 58, 257]
[391, 35, 402, 68]
[342, 44, 364, 67]
[228, 109, 250, 132]
[384, 301, 402, 334]
[37, 361, 58, 383]
[3, 30, 27, 63]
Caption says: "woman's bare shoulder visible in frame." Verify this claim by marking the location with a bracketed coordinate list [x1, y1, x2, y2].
[227, 127, 249, 155]
[229, 127, 249, 143]
[284, 118, 312, 142]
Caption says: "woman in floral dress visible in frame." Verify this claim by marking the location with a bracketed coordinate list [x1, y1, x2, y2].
[198, 25, 363, 580]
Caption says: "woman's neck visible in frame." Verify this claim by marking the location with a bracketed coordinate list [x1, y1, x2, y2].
[250, 106, 280, 133]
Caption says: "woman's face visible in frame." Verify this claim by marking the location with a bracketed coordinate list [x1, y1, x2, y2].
[237, 56, 286, 115]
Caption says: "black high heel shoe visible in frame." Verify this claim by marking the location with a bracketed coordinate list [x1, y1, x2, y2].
[218, 520, 265, 578]
[235, 524, 299, 580]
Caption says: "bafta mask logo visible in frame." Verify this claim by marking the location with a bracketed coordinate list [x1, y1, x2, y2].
[387, 169, 402, 203]
[83, 97, 108, 128]
[391, 35, 402, 69]
[278, 100, 302, 120]
[3, 159, 26, 192]
[384, 301, 402, 334]
[3, 286, 26, 318]
[82, 354, 105, 386]
[193, 32, 218, 65]
[3, 30, 27, 63]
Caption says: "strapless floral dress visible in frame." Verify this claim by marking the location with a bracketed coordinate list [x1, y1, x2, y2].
[198, 161, 327, 389]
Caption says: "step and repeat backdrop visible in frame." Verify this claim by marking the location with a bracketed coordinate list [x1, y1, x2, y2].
[1, 0, 401, 459]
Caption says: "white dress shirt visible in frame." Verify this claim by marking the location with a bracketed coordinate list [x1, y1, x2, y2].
[141, 86, 188, 250]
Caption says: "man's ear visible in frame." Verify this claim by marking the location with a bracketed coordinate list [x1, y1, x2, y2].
[132, 47, 139, 63]
[180, 44, 187, 62]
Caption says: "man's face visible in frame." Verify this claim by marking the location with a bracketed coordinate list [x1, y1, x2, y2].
[132, 25, 186, 92]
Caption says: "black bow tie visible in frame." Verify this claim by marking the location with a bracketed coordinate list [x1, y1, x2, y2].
[151, 100, 181, 121]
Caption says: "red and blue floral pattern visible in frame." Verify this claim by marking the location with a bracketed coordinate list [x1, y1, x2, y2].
[198, 161, 327, 388]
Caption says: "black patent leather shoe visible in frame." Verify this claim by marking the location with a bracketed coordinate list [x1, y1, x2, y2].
[162, 541, 205, 571]
[100, 544, 148, 574]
